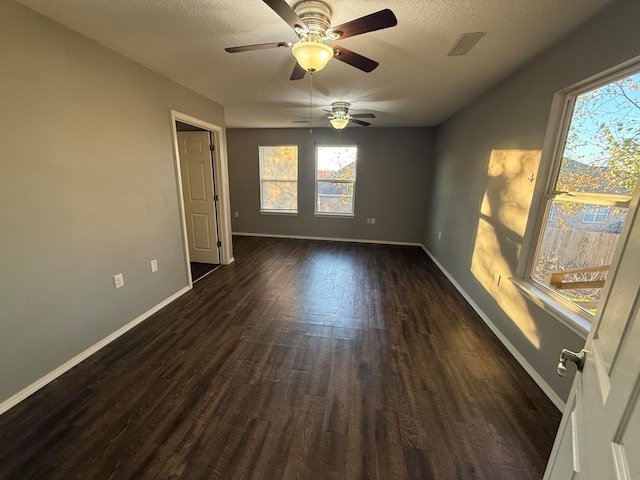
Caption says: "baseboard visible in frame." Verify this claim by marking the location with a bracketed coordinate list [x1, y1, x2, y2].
[233, 231, 422, 247]
[420, 245, 565, 411]
[0, 285, 191, 416]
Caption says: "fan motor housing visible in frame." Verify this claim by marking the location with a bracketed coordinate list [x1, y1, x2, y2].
[331, 101, 350, 115]
[294, 1, 332, 35]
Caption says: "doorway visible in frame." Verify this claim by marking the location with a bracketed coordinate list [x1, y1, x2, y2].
[170, 111, 234, 286]
[176, 123, 220, 282]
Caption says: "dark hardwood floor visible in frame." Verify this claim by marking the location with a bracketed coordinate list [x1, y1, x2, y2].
[190, 262, 220, 283]
[0, 236, 561, 479]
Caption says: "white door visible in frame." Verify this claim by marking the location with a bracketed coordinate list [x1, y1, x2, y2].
[177, 131, 220, 264]
[544, 202, 640, 479]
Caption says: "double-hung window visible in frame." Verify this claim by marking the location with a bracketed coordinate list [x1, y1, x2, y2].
[315, 145, 358, 216]
[259, 145, 298, 214]
[525, 68, 640, 324]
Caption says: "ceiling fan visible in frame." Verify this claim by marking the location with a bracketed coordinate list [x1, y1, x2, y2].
[225, 0, 397, 80]
[326, 102, 375, 128]
[294, 102, 375, 129]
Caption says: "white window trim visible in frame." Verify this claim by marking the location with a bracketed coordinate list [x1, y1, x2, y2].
[259, 210, 298, 216]
[510, 277, 591, 339]
[314, 145, 358, 216]
[258, 145, 298, 214]
[516, 58, 640, 334]
[313, 213, 355, 219]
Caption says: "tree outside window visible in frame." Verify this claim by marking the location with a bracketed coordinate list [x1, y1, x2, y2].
[259, 146, 298, 213]
[531, 70, 640, 316]
[315, 146, 357, 215]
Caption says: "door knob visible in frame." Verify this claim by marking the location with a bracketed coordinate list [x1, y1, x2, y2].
[557, 348, 586, 377]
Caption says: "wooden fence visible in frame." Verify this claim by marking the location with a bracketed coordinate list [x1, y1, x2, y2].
[538, 228, 620, 268]
[317, 194, 353, 213]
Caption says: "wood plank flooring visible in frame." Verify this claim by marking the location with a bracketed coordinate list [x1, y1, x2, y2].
[190, 262, 220, 283]
[0, 236, 561, 479]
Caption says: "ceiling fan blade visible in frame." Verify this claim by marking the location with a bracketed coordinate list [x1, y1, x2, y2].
[351, 113, 375, 119]
[263, 0, 306, 31]
[327, 9, 397, 40]
[225, 41, 292, 53]
[351, 119, 371, 127]
[290, 62, 306, 80]
[332, 46, 379, 72]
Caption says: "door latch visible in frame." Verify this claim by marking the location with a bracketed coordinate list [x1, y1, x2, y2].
[557, 348, 587, 377]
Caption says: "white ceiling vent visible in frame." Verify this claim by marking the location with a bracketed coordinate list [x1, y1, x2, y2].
[447, 32, 486, 56]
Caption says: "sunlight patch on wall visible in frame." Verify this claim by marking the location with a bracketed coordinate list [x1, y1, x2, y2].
[471, 149, 542, 349]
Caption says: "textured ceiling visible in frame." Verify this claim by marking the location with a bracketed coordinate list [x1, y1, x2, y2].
[17, 0, 613, 128]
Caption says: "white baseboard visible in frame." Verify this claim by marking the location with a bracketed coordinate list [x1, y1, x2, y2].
[232, 231, 422, 247]
[0, 285, 191, 416]
[420, 245, 565, 411]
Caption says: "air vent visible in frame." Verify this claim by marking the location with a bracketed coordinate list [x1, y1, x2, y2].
[447, 32, 486, 56]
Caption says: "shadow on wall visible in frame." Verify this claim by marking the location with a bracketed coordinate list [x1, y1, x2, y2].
[470, 149, 542, 349]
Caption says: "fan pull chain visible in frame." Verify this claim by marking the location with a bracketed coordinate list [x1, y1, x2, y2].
[309, 72, 313, 135]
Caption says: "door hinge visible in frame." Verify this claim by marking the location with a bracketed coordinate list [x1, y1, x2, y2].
[213, 194, 219, 202]
[217, 241, 222, 248]
[209, 143, 215, 152]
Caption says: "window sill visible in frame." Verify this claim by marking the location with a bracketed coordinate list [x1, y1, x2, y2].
[509, 277, 591, 339]
[259, 210, 298, 216]
[313, 213, 355, 219]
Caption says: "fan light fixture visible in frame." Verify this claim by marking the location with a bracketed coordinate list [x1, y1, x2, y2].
[330, 117, 349, 129]
[291, 37, 334, 72]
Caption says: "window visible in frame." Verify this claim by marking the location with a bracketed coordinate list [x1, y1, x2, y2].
[259, 145, 298, 213]
[315, 145, 357, 216]
[582, 206, 609, 223]
[547, 202, 556, 222]
[527, 69, 640, 320]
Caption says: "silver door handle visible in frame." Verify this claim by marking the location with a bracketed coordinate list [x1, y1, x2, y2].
[557, 348, 586, 377]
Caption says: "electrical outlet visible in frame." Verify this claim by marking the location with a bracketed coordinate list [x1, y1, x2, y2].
[371, 217, 376, 224]
[234, 211, 239, 218]
[114, 273, 124, 289]
[150, 259, 158, 272]
[366, 218, 371, 224]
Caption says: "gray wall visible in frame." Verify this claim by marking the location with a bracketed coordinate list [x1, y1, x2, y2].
[4, 0, 638, 410]
[227, 127, 434, 244]
[0, 2, 226, 404]
[424, 0, 640, 401]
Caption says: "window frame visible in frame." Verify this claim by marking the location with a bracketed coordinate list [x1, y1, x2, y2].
[314, 144, 358, 217]
[258, 145, 299, 215]
[514, 60, 640, 338]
